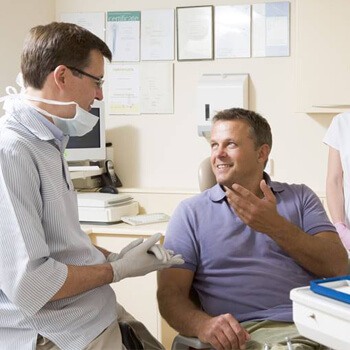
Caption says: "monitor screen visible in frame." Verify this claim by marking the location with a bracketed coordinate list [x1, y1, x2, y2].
[65, 101, 106, 162]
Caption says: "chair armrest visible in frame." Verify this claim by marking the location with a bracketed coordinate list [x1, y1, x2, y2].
[171, 334, 212, 350]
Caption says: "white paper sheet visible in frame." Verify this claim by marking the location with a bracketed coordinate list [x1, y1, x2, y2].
[141, 9, 175, 61]
[215, 5, 251, 58]
[106, 11, 140, 62]
[60, 12, 105, 41]
[252, 2, 290, 57]
[177, 6, 213, 60]
[107, 64, 140, 114]
[140, 62, 173, 114]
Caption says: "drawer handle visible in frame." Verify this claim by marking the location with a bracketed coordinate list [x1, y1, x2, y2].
[308, 313, 316, 319]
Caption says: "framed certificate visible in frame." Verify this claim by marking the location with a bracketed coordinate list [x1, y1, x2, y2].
[176, 5, 214, 61]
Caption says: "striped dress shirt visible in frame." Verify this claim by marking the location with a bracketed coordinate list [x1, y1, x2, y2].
[0, 96, 116, 350]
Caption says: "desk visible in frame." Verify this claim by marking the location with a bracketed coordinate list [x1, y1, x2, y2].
[82, 222, 169, 344]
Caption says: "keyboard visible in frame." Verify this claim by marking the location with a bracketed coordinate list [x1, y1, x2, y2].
[68, 165, 100, 172]
[121, 213, 170, 226]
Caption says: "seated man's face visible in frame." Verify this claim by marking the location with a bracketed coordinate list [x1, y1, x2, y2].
[210, 120, 263, 188]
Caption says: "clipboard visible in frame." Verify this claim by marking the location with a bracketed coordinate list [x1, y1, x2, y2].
[310, 275, 350, 304]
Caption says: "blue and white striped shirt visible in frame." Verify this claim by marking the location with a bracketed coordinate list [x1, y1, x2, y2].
[0, 96, 116, 350]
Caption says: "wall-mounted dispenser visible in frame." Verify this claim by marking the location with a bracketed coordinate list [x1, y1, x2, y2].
[197, 73, 249, 138]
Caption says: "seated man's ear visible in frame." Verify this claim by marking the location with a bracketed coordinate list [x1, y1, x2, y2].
[258, 144, 270, 166]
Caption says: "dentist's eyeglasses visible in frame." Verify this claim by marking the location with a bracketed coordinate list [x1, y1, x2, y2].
[67, 66, 104, 89]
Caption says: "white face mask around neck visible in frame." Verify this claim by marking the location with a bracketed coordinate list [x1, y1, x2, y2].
[1, 74, 99, 137]
[24, 95, 99, 137]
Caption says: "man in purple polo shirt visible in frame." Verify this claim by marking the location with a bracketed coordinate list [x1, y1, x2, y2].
[157, 108, 348, 350]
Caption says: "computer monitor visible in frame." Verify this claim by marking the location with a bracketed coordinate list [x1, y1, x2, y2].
[65, 100, 106, 162]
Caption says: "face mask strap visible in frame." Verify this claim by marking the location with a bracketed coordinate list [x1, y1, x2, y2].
[5, 86, 18, 95]
[23, 95, 76, 107]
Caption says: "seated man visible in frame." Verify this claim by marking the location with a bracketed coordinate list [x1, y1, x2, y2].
[157, 108, 348, 350]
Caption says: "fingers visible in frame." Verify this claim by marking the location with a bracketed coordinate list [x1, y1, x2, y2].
[142, 232, 162, 249]
[221, 317, 249, 350]
[148, 246, 184, 266]
[120, 237, 144, 255]
[260, 179, 275, 202]
[106, 252, 119, 262]
[129, 237, 144, 249]
[199, 314, 249, 350]
[168, 253, 184, 266]
[148, 245, 170, 261]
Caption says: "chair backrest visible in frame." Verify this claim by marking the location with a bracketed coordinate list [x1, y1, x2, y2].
[198, 157, 216, 192]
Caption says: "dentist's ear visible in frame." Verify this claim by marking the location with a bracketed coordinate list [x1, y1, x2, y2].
[52, 65, 68, 88]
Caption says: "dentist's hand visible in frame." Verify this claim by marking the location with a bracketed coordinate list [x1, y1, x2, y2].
[106, 237, 144, 262]
[110, 233, 184, 282]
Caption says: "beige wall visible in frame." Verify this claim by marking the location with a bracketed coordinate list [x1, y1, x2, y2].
[0, 1, 55, 93]
[1, 0, 335, 196]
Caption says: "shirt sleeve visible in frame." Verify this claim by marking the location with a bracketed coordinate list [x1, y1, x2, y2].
[0, 140, 67, 317]
[323, 114, 341, 150]
[300, 184, 337, 235]
[164, 200, 200, 271]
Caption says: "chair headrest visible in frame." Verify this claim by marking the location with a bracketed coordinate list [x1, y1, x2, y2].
[198, 157, 216, 192]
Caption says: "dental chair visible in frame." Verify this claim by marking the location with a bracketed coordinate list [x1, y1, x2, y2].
[171, 158, 216, 350]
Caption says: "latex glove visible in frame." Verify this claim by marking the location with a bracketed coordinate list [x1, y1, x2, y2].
[110, 233, 184, 282]
[106, 237, 144, 262]
[334, 222, 350, 250]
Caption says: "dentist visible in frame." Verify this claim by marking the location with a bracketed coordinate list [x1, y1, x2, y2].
[0, 22, 183, 350]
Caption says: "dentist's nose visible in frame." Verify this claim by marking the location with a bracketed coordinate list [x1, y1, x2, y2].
[95, 87, 103, 101]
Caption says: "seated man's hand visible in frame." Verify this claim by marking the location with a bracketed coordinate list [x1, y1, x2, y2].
[198, 314, 250, 350]
[110, 233, 184, 282]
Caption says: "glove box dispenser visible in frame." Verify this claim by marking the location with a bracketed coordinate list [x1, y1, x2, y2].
[197, 73, 249, 138]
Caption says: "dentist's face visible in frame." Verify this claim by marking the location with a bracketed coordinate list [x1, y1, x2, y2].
[210, 120, 263, 188]
[66, 49, 104, 112]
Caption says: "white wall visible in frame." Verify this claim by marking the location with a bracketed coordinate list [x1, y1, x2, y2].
[55, 0, 334, 194]
[1, 0, 334, 195]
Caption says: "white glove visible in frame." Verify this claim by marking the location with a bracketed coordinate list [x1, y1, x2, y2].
[106, 237, 144, 262]
[110, 233, 184, 282]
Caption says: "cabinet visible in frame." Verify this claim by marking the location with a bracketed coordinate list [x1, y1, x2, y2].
[296, 0, 350, 113]
[83, 222, 176, 349]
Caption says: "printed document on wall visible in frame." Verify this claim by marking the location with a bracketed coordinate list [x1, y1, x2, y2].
[252, 2, 290, 57]
[107, 64, 140, 115]
[60, 12, 105, 41]
[141, 9, 175, 61]
[215, 5, 250, 58]
[106, 11, 140, 62]
[140, 62, 173, 114]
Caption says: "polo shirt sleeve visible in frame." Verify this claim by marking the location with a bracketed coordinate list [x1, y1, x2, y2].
[164, 200, 200, 272]
[0, 140, 68, 317]
[300, 184, 336, 235]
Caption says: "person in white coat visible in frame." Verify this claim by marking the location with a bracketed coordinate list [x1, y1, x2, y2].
[324, 112, 350, 250]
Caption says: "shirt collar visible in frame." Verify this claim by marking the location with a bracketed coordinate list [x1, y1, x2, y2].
[4, 95, 65, 143]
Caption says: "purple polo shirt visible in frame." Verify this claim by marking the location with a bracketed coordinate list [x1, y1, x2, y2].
[164, 174, 336, 322]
